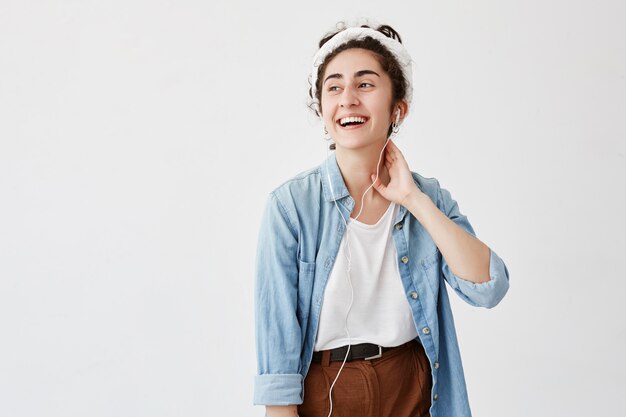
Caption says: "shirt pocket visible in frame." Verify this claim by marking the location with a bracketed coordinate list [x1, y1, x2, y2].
[296, 259, 316, 335]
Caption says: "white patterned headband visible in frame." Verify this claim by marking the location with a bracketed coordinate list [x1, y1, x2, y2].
[310, 26, 414, 107]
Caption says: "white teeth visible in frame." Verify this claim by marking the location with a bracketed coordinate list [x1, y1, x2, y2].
[339, 116, 367, 126]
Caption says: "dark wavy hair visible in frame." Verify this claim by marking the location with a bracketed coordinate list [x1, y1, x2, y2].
[308, 23, 408, 149]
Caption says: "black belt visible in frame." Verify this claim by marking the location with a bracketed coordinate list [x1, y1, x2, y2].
[312, 343, 397, 363]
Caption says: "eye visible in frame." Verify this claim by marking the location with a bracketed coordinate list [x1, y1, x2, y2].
[359, 82, 374, 88]
[328, 86, 340, 92]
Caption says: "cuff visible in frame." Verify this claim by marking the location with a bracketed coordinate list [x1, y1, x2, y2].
[454, 247, 510, 308]
[253, 373, 304, 406]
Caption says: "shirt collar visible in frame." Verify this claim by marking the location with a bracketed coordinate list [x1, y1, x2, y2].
[320, 152, 350, 202]
[319, 151, 412, 224]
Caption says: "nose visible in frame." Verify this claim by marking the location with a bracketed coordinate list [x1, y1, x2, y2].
[339, 85, 359, 107]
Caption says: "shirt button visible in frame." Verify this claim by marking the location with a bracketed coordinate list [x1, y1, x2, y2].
[434, 361, 439, 369]
[395, 223, 403, 230]
[433, 394, 438, 401]
[422, 327, 430, 335]
[410, 291, 418, 299]
[401, 256, 409, 264]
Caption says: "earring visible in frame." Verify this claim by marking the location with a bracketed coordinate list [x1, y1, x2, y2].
[323, 126, 332, 141]
[391, 121, 400, 135]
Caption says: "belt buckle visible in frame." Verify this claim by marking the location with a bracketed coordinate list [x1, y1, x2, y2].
[364, 345, 383, 360]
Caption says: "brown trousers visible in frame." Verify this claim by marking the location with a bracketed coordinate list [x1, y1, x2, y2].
[298, 339, 432, 417]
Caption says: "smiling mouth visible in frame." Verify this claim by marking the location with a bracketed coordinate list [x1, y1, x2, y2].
[337, 116, 369, 128]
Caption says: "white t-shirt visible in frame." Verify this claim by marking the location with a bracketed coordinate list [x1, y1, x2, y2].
[314, 201, 419, 351]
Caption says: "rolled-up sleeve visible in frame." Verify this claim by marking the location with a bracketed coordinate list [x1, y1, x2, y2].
[437, 183, 510, 309]
[253, 192, 304, 405]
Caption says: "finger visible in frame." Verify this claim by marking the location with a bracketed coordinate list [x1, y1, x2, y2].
[371, 173, 380, 186]
[389, 140, 402, 155]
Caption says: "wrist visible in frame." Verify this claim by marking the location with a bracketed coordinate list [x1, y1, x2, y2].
[403, 188, 431, 219]
[402, 187, 426, 208]
[266, 405, 298, 417]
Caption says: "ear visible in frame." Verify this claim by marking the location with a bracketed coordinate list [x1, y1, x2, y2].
[396, 99, 409, 123]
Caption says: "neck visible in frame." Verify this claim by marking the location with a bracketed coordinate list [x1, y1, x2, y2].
[335, 139, 391, 204]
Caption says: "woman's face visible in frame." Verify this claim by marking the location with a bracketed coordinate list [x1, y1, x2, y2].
[320, 48, 397, 150]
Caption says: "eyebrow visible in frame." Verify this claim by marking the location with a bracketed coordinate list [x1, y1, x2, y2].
[323, 70, 380, 85]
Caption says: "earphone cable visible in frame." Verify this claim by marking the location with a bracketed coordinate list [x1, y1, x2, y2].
[321, 124, 395, 417]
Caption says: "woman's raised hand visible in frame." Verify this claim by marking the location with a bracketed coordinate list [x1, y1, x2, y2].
[370, 139, 422, 207]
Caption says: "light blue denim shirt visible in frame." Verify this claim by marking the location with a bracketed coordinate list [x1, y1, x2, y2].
[253, 151, 510, 417]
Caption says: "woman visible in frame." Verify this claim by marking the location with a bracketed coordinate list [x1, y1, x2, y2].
[254, 22, 510, 417]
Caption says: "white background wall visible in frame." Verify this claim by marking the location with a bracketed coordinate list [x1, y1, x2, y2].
[1, 1, 624, 416]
